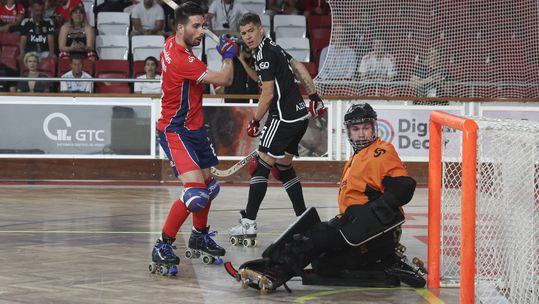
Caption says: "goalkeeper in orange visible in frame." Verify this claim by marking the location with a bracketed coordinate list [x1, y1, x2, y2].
[225, 103, 426, 291]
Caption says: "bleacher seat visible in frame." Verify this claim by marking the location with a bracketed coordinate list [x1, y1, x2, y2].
[0, 32, 20, 48]
[0, 57, 17, 70]
[96, 35, 129, 60]
[133, 60, 162, 77]
[237, 0, 265, 15]
[204, 36, 219, 64]
[94, 59, 130, 93]
[97, 12, 130, 35]
[277, 37, 310, 62]
[260, 14, 271, 34]
[131, 35, 165, 61]
[273, 15, 306, 39]
[57, 58, 94, 76]
[82, 0, 95, 26]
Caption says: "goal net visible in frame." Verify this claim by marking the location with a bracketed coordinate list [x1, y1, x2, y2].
[316, 0, 539, 98]
[429, 112, 539, 303]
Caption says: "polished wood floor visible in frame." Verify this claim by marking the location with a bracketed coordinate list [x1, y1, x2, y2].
[0, 184, 459, 303]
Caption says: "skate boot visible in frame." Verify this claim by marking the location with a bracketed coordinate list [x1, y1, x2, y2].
[235, 258, 294, 295]
[149, 238, 180, 276]
[229, 211, 258, 247]
[385, 246, 427, 288]
[184, 226, 225, 265]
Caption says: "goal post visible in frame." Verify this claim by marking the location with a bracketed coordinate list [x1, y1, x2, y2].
[428, 110, 539, 303]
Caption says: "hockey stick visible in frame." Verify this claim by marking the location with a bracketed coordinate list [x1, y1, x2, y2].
[161, 0, 220, 42]
[211, 150, 258, 177]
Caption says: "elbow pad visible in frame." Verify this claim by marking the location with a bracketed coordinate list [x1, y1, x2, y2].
[381, 176, 416, 207]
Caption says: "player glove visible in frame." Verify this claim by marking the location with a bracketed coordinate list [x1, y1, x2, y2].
[217, 34, 238, 59]
[308, 93, 327, 118]
[247, 119, 261, 137]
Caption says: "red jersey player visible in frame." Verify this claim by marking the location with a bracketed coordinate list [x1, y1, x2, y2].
[149, 1, 237, 275]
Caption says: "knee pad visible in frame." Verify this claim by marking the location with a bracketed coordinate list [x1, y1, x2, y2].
[206, 177, 220, 200]
[249, 155, 272, 178]
[182, 185, 210, 212]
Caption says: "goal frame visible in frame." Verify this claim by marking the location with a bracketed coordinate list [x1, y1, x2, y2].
[428, 110, 478, 304]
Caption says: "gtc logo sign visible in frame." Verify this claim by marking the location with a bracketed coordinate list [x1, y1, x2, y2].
[43, 112, 105, 142]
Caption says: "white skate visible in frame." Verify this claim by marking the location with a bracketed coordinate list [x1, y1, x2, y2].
[229, 218, 258, 247]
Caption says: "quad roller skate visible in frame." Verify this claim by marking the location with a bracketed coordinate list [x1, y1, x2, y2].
[385, 243, 427, 288]
[149, 238, 180, 276]
[224, 259, 292, 295]
[229, 211, 258, 247]
[184, 227, 225, 265]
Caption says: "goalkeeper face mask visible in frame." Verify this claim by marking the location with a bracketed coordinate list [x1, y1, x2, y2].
[344, 103, 378, 151]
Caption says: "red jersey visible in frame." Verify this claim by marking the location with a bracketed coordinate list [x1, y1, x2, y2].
[158, 36, 207, 132]
[0, 3, 24, 25]
[55, 0, 82, 22]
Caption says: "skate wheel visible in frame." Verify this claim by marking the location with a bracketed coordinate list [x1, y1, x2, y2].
[159, 265, 168, 276]
[260, 287, 269, 295]
[230, 236, 238, 246]
[412, 257, 424, 267]
[242, 238, 251, 247]
[251, 239, 257, 247]
[149, 262, 157, 274]
[202, 255, 213, 265]
[185, 250, 193, 259]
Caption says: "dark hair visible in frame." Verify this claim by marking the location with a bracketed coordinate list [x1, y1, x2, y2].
[174, 1, 206, 27]
[70, 54, 84, 62]
[238, 12, 261, 30]
[32, 0, 44, 6]
[144, 56, 158, 66]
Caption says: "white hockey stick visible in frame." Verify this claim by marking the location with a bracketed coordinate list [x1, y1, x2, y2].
[162, 0, 220, 42]
[211, 150, 258, 177]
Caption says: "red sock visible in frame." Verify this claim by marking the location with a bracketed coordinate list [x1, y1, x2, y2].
[162, 198, 190, 239]
[192, 177, 214, 230]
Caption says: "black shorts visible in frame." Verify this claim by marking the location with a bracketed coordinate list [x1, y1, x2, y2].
[258, 116, 308, 158]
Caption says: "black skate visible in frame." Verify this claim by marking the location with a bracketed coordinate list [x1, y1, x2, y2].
[184, 227, 225, 265]
[224, 259, 293, 295]
[149, 239, 180, 276]
[385, 245, 427, 288]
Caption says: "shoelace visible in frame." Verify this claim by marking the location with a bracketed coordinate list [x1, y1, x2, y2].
[202, 231, 219, 247]
[160, 243, 177, 256]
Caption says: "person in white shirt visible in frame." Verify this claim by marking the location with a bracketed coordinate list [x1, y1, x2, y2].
[60, 55, 93, 93]
[134, 56, 161, 94]
[130, 0, 164, 36]
[207, 0, 248, 31]
[358, 38, 396, 81]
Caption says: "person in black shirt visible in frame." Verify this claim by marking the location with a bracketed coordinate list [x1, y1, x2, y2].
[0, 61, 17, 92]
[19, 0, 56, 61]
[228, 12, 327, 245]
[223, 43, 259, 103]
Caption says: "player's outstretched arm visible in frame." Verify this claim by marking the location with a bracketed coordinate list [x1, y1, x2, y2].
[289, 58, 316, 95]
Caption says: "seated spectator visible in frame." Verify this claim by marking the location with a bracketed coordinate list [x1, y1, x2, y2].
[358, 38, 396, 81]
[19, 0, 56, 60]
[0, 59, 17, 92]
[0, 0, 25, 32]
[95, 0, 132, 14]
[60, 55, 93, 92]
[303, 0, 329, 17]
[207, 0, 248, 32]
[17, 52, 51, 92]
[219, 44, 259, 103]
[58, 6, 96, 61]
[134, 56, 161, 94]
[266, 0, 298, 17]
[130, 0, 164, 36]
[54, 0, 82, 25]
[318, 43, 357, 79]
[410, 46, 451, 97]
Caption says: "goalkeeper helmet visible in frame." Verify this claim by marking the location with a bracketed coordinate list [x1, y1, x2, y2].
[344, 103, 378, 151]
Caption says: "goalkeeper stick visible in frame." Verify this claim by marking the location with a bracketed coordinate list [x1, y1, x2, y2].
[161, 0, 220, 42]
[211, 150, 258, 177]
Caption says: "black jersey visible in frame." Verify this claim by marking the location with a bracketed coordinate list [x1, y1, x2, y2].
[20, 17, 55, 53]
[253, 37, 309, 123]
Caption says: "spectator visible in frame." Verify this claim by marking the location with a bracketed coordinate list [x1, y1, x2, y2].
[43, 0, 57, 19]
[94, 0, 131, 14]
[207, 0, 248, 32]
[17, 52, 51, 92]
[58, 6, 96, 61]
[0, 58, 17, 92]
[0, 0, 25, 32]
[54, 0, 82, 25]
[130, 0, 164, 36]
[358, 38, 396, 81]
[134, 56, 161, 94]
[303, 0, 329, 17]
[218, 44, 259, 103]
[410, 46, 451, 98]
[266, 0, 298, 17]
[318, 42, 357, 79]
[60, 55, 93, 92]
[19, 0, 56, 60]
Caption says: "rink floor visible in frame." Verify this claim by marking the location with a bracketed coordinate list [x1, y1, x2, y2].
[0, 184, 459, 303]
